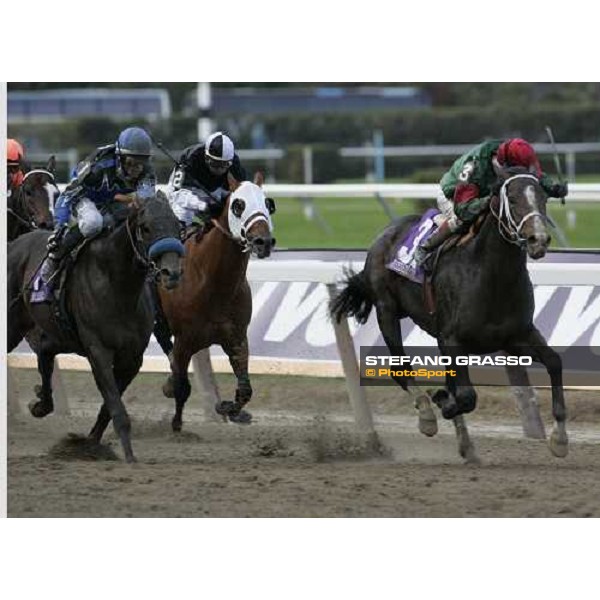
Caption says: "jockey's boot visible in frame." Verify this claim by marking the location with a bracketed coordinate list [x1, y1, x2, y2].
[40, 227, 85, 286]
[414, 220, 454, 267]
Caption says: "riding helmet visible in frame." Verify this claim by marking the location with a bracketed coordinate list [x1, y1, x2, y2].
[115, 127, 153, 157]
[7, 138, 25, 165]
[205, 132, 235, 163]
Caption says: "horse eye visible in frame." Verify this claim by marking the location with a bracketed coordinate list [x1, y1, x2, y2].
[143, 225, 151, 234]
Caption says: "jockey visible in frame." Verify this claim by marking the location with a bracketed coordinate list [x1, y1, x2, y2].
[414, 138, 568, 265]
[7, 138, 27, 197]
[166, 131, 247, 232]
[39, 126, 156, 289]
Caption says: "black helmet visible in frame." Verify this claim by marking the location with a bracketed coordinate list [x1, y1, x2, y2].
[116, 127, 153, 157]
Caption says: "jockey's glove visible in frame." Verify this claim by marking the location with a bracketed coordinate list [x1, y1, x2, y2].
[46, 227, 65, 252]
[549, 182, 568, 198]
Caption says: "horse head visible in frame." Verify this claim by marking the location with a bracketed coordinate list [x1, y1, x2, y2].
[224, 172, 276, 259]
[492, 166, 550, 259]
[129, 191, 185, 290]
[16, 157, 59, 230]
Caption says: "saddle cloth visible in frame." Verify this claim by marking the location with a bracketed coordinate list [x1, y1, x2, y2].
[386, 208, 440, 284]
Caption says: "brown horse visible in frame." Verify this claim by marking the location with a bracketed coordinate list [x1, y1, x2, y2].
[7, 157, 58, 241]
[157, 174, 276, 431]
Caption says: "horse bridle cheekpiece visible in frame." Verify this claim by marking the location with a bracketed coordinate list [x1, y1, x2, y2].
[494, 174, 544, 245]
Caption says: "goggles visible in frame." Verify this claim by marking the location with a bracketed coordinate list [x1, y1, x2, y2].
[206, 157, 232, 175]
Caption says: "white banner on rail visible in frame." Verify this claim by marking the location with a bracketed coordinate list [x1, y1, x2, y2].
[9, 250, 600, 377]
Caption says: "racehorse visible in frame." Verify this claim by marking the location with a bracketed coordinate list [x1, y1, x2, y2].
[7, 192, 184, 462]
[330, 167, 568, 461]
[155, 173, 275, 431]
[7, 157, 58, 241]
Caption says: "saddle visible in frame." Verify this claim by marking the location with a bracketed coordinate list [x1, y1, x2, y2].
[422, 213, 487, 315]
[181, 220, 213, 244]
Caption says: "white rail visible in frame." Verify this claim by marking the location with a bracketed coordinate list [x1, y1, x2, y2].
[55, 182, 600, 202]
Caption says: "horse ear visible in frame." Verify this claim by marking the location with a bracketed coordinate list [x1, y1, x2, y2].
[227, 172, 241, 192]
[492, 156, 510, 181]
[46, 155, 56, 174]
[253, 171, 264, 187]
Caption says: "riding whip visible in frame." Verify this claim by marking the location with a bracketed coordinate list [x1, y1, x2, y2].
[545, 125, 566, 205]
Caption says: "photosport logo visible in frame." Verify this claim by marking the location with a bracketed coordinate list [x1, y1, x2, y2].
[359, 346, 600, 387]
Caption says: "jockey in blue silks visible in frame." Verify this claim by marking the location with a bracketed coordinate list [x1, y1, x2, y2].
[39, 127, 156, 289]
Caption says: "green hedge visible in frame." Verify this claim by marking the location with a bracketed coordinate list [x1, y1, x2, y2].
[8, 102, 600, 183]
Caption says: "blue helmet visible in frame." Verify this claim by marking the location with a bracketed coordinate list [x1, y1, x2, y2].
[116, 127, 153, 157]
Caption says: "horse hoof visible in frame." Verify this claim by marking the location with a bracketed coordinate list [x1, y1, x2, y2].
[441, 401, 459, 420]
[162, 377, 175, 399]
[171, 417, 182, 433]
[463, 451, 482, 466]
[430, 388, 449, 408]
[229, 410, 252, 425]
[215, 401, 236, 416]
[549, 429, 569, 458]
[415, 395, 438, 437]
[125, 454, 138, 464]
[28, 400, 53, 418]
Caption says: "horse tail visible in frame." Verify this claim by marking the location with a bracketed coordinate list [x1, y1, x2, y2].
[329, 269, 374, 325]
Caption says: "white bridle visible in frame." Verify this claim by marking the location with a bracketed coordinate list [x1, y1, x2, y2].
[494, 173, 545, 244]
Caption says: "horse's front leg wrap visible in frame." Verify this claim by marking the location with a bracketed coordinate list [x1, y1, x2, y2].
[234, 375, 252, 409]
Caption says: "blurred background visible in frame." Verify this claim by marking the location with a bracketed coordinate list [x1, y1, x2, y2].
[7, 82, 600, 248]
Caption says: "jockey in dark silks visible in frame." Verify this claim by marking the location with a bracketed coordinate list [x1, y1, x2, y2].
[38, 127, 156, 293]
[153, 132, 248, 360]
[165, 131, 247, 232]
[414, 138, 568, 265]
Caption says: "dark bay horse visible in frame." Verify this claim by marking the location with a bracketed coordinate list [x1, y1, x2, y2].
[7, 157, 59, 241]
[7, 193, 184, 462]
[156, 175, 275, 431]
[331, 168, 568, 461]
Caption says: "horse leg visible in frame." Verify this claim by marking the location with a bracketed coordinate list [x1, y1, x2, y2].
[434, 340, 480, 463]
[218, 336, 252, 424]
[506, 329, 568, 458]
[452, 414, 480, 465]
[86, 344, 135, 462]
[29, 335, 58, 418]
[437, 338, 478, 418]
[151, 281, 174, 360]
[505, 362, 546, 439]
[89, 355, 143, 444]
[170, 342, 193, 432]
[375, 299, 437, 436]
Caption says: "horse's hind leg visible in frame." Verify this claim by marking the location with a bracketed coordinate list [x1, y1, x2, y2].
[375, 299, 437, 436]
[219, 336, 252, 424]
[452, 414, 480, 465]
[29, 335, 58, 418]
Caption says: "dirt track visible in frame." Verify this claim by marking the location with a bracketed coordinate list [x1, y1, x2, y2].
[8, 369, 600, 517]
